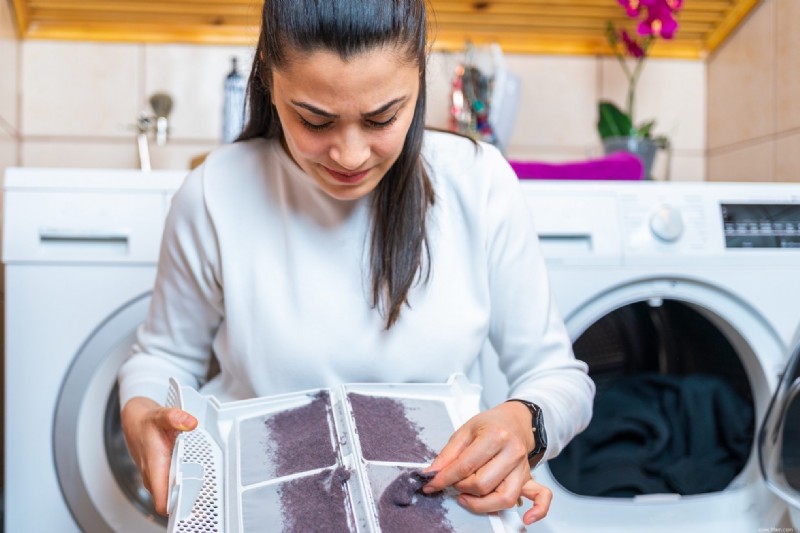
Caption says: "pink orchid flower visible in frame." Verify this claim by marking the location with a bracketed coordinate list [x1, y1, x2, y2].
[637, 1, 680, 40]
[617, 0, 641, 18]
[621, 30, 645, 58]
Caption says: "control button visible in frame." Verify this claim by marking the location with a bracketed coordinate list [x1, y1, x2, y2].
[649, 204, 684, 242]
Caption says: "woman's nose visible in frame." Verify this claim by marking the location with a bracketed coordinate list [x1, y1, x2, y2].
[329, 127, 370, 170]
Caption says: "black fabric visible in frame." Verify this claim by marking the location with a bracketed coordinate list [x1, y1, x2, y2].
[549, 373, 753, 497]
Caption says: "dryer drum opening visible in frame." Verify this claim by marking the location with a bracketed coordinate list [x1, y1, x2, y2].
[550, 300, 754, 498]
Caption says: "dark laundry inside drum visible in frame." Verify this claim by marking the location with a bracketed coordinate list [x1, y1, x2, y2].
[549, 373, 753, 497]
[551, 301, 756, 497]
[573, 301, 753, 403]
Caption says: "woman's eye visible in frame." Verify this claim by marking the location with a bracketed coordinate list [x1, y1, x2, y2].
[299, 117, 332, 131]
[367, 114, 398, 129]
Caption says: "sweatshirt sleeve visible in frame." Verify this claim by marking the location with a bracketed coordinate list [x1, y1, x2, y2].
[482, 145, 595, 460]
[117, 164, 224, 407]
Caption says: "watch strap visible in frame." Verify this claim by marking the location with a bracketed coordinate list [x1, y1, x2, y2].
[506, 399, 548, 468]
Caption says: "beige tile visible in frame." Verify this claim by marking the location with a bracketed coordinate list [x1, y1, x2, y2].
[22, 41, 141, 137]
[504, 145, 598, 163]
[775, 133, 800, 182]
[0, 138, 19, 172]
[0, 39, 18, 134]
[707, 142, 773, 182]
[504, 54, 599, 149]
[0, 121, 13, 140]
[0, 0, 18, 135]
[601, 58, 705, 152]
[707, 1, 774, 150]
[658, 151, 705, 182]
[776, 0, 800, 133]
[144, 44, 254, 143]
[149, 141, 219, 171]
[22, 140, 139, 168]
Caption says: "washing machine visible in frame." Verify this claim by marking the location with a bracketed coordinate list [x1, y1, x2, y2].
[761, 323, 800, 530]
[479, 180, 800, 532]
[3, 168, 186, 532]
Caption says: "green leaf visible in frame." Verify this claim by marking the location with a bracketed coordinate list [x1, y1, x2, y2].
[597, 101, 632, 139]
[636, 120, 656, 138]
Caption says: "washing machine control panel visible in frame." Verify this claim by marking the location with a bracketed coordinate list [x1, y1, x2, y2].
[619, 192, 709, 254]
[521, 181, 800, 266]
[649, 204, 685, 242]
[721, 203, 800, 249]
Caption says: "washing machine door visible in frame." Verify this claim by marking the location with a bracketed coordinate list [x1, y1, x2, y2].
[54, 293, 166, 532]
[760, 339, 800, 527]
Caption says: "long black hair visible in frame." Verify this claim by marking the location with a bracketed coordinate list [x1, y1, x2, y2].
[238, 0, 435, 329]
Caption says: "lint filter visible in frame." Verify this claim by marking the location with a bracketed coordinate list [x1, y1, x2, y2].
[165, 373, 526, 532]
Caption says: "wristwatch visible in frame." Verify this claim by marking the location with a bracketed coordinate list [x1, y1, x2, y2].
[507, 399, 548, 468]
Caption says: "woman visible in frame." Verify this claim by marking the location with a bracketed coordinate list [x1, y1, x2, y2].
[119, 0, 594, 526]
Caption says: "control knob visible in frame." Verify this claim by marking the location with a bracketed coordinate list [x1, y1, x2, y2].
[649, 204, 684, 242]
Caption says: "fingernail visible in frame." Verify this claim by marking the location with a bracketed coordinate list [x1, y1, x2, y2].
[177, 416, 193, 431]
[422, 486, 434, 494]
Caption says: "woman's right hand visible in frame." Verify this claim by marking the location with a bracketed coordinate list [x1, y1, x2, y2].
[120, 396, 198, 516]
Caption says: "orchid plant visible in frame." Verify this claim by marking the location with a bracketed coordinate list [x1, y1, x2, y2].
[597, 0, 684, 143]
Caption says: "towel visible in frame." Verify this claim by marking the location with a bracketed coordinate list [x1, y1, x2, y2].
[508, 151, 643, 181]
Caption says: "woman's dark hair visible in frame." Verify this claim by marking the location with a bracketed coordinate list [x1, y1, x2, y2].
[238, 0, 435, 329]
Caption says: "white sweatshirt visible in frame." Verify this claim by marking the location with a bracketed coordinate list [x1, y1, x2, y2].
[118, 131, 594, 459]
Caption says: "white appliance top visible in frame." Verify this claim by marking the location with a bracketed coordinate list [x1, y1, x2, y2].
[3, 167, 187, 265]
[3, 167, 187, 192]
[520, 180, 800, 268]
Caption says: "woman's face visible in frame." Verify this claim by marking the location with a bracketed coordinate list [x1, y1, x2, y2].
[271, 47, 420, 201]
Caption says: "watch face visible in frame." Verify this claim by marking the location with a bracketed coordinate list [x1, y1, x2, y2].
[528, 449, 546, 469]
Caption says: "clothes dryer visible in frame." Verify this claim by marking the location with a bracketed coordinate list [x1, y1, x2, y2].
[479, 180, 800, 532]
[3, 168, 185, 532]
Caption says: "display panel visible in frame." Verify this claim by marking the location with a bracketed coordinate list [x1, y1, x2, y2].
[721, 203, 800, 248]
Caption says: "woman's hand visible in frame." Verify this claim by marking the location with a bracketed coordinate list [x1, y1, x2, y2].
[422, 401, 552, 525]
[120, 396, 198, 516]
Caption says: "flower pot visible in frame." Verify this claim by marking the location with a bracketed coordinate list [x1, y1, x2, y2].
[602, 136, 658, 180]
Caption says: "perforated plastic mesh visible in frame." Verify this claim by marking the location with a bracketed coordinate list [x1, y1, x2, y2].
[165, 385, 179, 409]
[176, 431, 222, 532]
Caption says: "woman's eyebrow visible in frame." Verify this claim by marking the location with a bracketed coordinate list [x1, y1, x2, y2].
[362, 97, 408, 118]
[290, 96, 408, 119]
[291, 100, 337, 118]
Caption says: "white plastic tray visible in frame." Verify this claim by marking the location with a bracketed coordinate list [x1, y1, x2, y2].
[165, 374, 525, 532]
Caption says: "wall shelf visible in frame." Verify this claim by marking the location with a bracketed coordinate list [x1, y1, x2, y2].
[8, 0, 760, 59]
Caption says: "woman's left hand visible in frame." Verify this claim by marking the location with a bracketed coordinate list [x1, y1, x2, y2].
[422, 401, 552, 525]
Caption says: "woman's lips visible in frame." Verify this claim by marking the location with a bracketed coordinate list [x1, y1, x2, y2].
[324, 166, 370, 185]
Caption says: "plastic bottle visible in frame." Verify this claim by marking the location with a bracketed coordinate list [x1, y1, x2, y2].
[222, 57, 248, 144]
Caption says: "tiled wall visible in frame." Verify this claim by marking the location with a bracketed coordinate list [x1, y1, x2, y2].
[8, 40, 705, 181]
[403, 50, 704, 181]
[20, 42, 253, 170]
[0, 0, 19, 175]
[707, 0, 800, 182]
